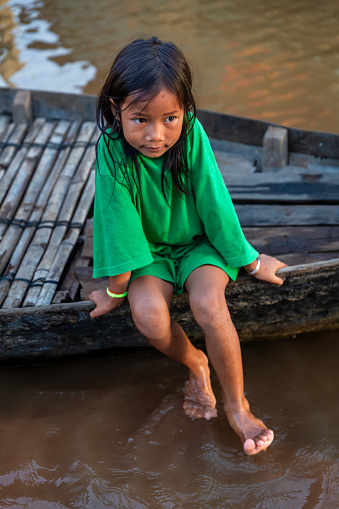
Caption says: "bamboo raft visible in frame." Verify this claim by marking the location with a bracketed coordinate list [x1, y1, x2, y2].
[0, 88, 338, 363]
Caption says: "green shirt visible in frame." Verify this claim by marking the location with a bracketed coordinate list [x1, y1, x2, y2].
[93, 117, 258, 280]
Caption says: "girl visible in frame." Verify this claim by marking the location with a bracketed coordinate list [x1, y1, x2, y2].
[89, 36, 286, 456]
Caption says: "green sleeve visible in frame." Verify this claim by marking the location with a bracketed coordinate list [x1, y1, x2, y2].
[191, 120, 259, 267]
[92, 136, 153, 278]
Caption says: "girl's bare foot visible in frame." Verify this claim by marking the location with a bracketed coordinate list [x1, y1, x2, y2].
[226, 400, 274, 455]
[183, 351, 218, 420]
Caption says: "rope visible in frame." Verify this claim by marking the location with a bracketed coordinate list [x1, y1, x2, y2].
[0, 218, 84, 230]
[0, 140, 96, 151]
[0, 274, 59, 287]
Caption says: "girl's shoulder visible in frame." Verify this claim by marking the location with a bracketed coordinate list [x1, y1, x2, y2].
[96, 131, 127, 179]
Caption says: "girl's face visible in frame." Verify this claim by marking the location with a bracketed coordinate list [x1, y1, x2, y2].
[116, 88, 184, 158]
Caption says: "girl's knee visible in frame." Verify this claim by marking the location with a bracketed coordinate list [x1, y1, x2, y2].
[190, 289, 230, 329]
[130, 298, 170, 339]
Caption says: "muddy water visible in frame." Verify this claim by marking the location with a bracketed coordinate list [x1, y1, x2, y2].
[1, 0, 339, 132]
[0, 1, 339, 507]
[0, 331, 338, 508]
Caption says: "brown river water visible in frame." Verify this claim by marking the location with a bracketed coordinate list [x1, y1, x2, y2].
[0, 0, 339, 507]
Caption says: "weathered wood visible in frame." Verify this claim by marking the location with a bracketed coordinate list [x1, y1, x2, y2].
[243, 226, 339, 256]
[29, 130, 96, 307]
[224, 171, 339, 204]
[198, 109, 339, 159]
[81, 218, 93, 259]
[36, 168, 95, 306]
[235, 204, 339, 227]
[0, 260, 338, 363]
[0, 120, 71, 275]
[214, 151, 257, 174]
[0, 118, 45, 207]
[54, 239, 91, 303]
[262, 126, 288, 171]
[0, 121, 55, 240]
[0, 115, 11, 141]
[0, 123, 28, 172]
[13, 90, 33, 125]
[0, 121, 80, 306]
[2, 122, 95, 308]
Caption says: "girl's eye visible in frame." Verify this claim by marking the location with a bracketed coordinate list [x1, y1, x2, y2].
[133, 118, 146, 124]
[166, 116, 177, 122]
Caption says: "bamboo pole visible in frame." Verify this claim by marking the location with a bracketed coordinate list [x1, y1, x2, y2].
[2, 122, 97, 309]
[0, 118, 45, 207]
[0, 115, 15, 176]
[36, 168, 95, 306]
[0, 120, 79, 307]
[0, 123, 28, 173]
[0, 125, 15, 182]
[24, 127, 97, 307]
[0, 121, 56, 240]
[0, 116, 11, 149]
[0, 120, 71, 275]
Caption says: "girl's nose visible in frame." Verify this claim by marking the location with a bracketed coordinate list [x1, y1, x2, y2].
[145, 122, 164, 141]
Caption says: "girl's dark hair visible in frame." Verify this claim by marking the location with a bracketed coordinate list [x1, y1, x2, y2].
[96, 36, 196, 198]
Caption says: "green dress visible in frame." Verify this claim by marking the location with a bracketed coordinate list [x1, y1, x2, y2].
[93, 117, 258, 294]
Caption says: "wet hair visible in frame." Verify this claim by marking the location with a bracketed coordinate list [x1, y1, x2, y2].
[96, 36, 196, 198]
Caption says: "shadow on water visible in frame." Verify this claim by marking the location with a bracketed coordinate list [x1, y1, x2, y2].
[0, 330, 337, 508]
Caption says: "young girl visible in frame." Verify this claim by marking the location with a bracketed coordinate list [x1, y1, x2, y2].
[89, 36, 286, 456]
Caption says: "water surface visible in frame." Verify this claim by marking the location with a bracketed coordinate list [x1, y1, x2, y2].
[0, 331, 338, 508]
[1, 0, 339, 132]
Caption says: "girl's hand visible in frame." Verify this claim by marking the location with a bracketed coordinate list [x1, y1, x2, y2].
[247, 254, 288, 285]
[87, 289, 126, 318]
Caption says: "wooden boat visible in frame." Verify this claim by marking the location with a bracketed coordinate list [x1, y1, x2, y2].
[0, 88, 338, 363]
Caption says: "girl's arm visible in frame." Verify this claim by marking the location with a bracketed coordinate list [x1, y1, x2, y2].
[243, 254, 287, 285]
[88, 272, 131, 318]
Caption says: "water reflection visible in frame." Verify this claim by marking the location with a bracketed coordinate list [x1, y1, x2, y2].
[0, 0, 96, 92]
[0, 331, 337, 507]
[1, 0, 339, 131]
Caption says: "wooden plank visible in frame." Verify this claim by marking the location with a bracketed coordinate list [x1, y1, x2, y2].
[224, 171, 339, 204]
[76, 224, 339, 264]
[54, 241, 91, 304]
[198, 108, 339, 159]
[235, 204, 339, 226]
[214, 151, 257, 173]
[210, 137, 262, 163]
[31, 90, 96, 121]
[0, 260, 338, 362]
[289, 152, 339, 172]
[0, 88, 16, 116]
[81, 218, 93, 259]
[266, 252, 339, 265]
[262, 126, 288, 171]
[13, 90, 33, 124]
[243, 226, 339, 255]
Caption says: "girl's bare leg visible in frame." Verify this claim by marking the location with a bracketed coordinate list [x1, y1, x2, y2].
[128, 275, 217, 419]
[185, 265, 274, 455]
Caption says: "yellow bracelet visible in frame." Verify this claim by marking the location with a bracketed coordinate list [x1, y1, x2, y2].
[106, 287, 128, 298]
